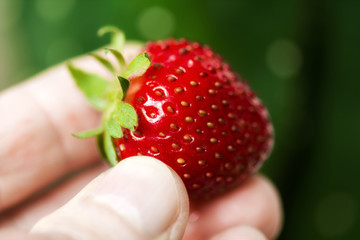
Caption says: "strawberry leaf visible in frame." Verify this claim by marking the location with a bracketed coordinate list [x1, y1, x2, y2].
[107, 48, 126, 71]
[122, 52, 151, 79]
[73, 126, 104, 138]
[90, 53, 116, 74]
[67, 64, 111, 110]
[97, 134, 106, 159]
[107, 117, 123, 138]
[118, 76, 130, 99]
[113, 101, 138, 131]
[98, 25, 125, 51]
[104, 131, 118, 166]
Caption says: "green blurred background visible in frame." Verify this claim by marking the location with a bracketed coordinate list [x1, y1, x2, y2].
[1, 0, 359, 239]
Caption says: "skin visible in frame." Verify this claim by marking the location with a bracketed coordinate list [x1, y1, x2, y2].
[0, 45, 282, 240]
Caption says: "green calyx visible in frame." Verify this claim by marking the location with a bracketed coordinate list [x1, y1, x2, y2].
[67, 26, 151, 166]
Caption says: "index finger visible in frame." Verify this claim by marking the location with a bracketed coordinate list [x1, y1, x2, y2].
[0, 44, 142, 211]
[0, 58, 99, 211]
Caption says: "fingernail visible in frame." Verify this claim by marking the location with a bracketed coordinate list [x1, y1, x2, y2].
[209, 225, 267, 240]
[91, 156, 181, 238]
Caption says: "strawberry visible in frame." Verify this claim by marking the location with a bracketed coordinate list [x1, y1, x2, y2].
[68, 27, 273, 200]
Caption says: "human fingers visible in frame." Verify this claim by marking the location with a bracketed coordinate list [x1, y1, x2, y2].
[0, 163, 107, 230]
[0, 43, 142, 211]
[30, 156, 189, 240]
[2, 226, 267, 240]
[184, 175, 282, 240]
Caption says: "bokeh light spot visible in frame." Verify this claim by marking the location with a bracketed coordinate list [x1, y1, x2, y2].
[266, 39, 302, 79]
[315, 192, 357, 237]
[137, 6, 176, 40]
[35, 0, 75, 22]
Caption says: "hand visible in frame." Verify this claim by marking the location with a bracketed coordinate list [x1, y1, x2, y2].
[0, 47, 282, 240]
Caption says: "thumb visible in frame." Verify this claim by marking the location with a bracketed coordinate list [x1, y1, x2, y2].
[30, 157, 189, 240]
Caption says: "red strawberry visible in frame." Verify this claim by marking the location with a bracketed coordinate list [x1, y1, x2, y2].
[69, 28, 273, 200]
